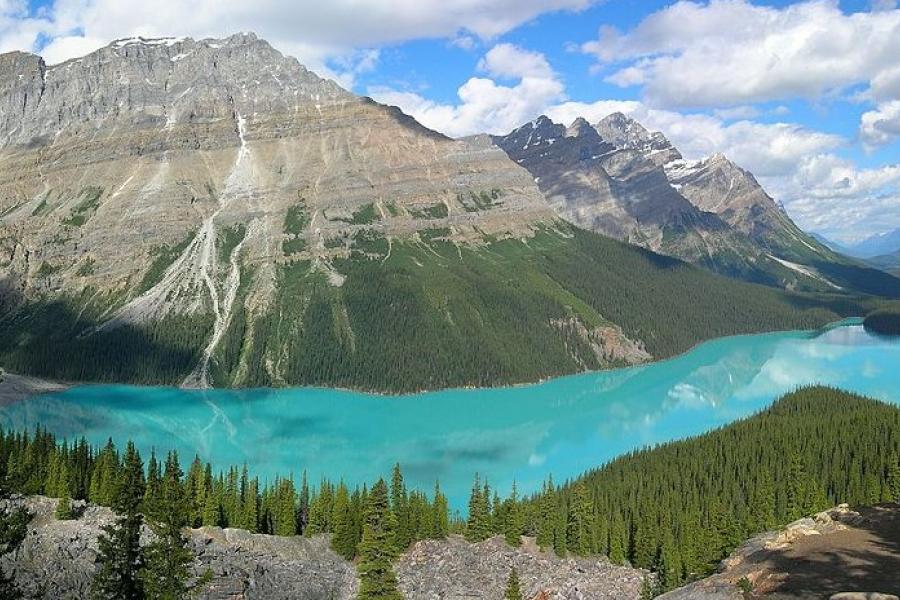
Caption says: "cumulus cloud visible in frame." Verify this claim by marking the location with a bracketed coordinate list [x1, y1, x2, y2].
[369, 43, 565, 137]
[0, 0, 595, 83]
[581, 0, 900, 109]
[781, 154, 900, 241]
[861, 101, 900, 148]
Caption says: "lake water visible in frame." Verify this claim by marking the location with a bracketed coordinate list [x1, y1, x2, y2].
[3, 320, 899, 510]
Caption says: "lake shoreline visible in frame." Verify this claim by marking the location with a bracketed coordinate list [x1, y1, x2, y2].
[1, 318, 863, 402]
[0, 372, 69, 406]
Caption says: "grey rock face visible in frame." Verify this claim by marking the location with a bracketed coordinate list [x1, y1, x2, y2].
[594, 112, 682, 167]
[493, 115, 757, 270]
[0, 33, 556, 388]
[1, 496, 647, 600]
[397, 535, 647, 600]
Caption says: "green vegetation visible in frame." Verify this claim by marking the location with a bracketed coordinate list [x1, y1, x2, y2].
[347, 203, 379, 225]
[217, 224, 247, 266]
[217, 225, 866, 392]
[512, 387, 900, 591]
[504, 568, 523, 600]
[137, 231, 197, 295]
[458, 189, 502, 212]
[0, 297, 211, 384]
[863, 306, 900, 335]
[62, 187, 104, 227]
[76, 258, 96, 277]
[0, 225, 877, 391]
[35, 261, 57, 277]
[282, 236, 307, 255]
[0, 387, 897, 595]
[409, 203, 449, 219]
[284, 203, 310, 236]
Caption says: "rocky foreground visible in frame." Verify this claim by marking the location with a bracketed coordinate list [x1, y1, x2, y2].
[1, 496, 646, 600]
[661, 504, 900, 600]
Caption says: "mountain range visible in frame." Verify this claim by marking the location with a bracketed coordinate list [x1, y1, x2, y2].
[494, 113, 899, 296]
[0, 33, 891, 391]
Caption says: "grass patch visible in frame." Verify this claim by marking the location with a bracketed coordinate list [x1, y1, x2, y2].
[137, 230, 196, 295]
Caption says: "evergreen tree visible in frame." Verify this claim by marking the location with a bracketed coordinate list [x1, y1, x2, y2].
[390, 464, 410, 551]
[274, 478, 297, 536]
[331, 483, 357, 560]
[56, 461, 74, 520]
[92, 442, 145, 600]
[465, 475, 491, 543]
[504, 567, 523, 600]
[536, 478, 554, 551]
[888, 453, 900, 502]
[140, 451, 193, 600]
[356, 479, 401, 600]
[503, 481, 523, 547]
[431, 481, 449, 539]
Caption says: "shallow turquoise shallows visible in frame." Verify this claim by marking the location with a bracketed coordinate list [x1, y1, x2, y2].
[3, 320, 899, 510]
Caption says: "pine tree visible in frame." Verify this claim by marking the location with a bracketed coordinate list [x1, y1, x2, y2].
[331, 483, 357, 560]
[504, 567, 523, 600]
[566, 482, 592, 556]
[274, 478, 297, 536]
[356, 479, 402, 600]
[140, 451, 192, 600]
[56, 461, 74, 520]
[608, 513, 626, 565]
[92, 442, 145, 600]
[536, 478, 555, 551]
[786, 451, 806, 521]
[390, 464, 410, 551]
[503, 481, 523, 547]
[888, 453, 900, 502]
[465, 474, 491, 543]
[431, 481, 449, 539]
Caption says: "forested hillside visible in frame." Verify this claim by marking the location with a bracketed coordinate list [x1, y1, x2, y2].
[0, 226, 874, 392]
[1, 386, 898, 596]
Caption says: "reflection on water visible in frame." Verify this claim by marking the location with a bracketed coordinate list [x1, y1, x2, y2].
[3, 322, 899, 509]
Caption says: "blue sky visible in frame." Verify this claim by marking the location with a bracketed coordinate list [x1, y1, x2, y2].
[3, 0, 900, 242]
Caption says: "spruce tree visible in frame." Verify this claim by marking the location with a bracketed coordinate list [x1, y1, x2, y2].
[56, 461, 74, 520]
[465, 475, 490, 543]
[504, 567, 523, 600]
[888, 453, 900, 502]
[331, 483, 357, 560]
[357, 479, 401, 600]
[140, 451, 193, 600]
[92, 442, 145, 600]
[390, 464, 410, 551]
[503, 482, 523, 547]
[431, 481, 449, 539]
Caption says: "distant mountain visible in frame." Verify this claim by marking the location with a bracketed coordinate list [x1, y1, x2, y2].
[0, 34, 866, 392]
[843, 228, 900, 258]
[494, 113, 900, 297]
[810, 233, 852, 255]
[867, 250, 900, 276]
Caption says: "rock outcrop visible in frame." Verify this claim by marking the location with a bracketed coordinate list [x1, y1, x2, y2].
[1, 495, 647, 600]
[660, 504, 900, 600]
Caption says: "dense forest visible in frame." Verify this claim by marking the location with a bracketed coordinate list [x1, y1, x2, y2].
[0, 386, 898, 597]
[0, 225, 880, 391]
[863, 305, 900, 335]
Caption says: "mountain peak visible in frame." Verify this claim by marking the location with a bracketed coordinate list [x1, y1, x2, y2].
[565, 117, 595, 138]
[594, 112, 681, 167]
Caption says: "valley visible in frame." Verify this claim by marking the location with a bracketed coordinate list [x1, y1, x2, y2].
[0, 26, 898, 600]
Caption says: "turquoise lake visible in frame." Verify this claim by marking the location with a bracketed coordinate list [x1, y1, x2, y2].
[2, 320, 899, 510]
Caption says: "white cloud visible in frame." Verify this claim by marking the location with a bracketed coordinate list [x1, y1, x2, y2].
[861, 100, 900, 148]
[781, 154, 900, 241]
[369, 43, 565, 137]
[0, 0, 595, 83]
[582, 0, 900, 109]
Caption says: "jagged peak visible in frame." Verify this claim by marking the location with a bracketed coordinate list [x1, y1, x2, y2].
[565, 117, 595, 137]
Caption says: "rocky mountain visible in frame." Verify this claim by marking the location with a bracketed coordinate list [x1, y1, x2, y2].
[2, 495, 646, 600]
[493, 116, 770, 280]
[843, 227, 900, 259]
[0, 34, 878, 391]
[495, 113, 900, 296]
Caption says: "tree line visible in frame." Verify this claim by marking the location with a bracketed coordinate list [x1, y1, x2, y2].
[0, 386, 898, 598]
